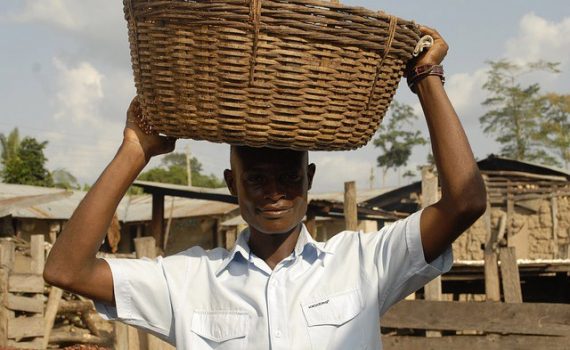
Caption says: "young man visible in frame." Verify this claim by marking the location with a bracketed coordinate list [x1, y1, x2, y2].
[44, 26, 486, 349]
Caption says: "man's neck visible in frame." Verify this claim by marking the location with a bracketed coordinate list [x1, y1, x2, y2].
[248, 224, 302, 270]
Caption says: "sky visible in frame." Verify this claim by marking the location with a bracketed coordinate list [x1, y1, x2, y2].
[1, 0, 569, 193]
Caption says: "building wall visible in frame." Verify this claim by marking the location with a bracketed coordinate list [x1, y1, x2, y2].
[453, 195, 570, 260]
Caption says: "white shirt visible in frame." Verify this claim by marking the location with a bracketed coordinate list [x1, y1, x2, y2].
[96, 210, 452, 349]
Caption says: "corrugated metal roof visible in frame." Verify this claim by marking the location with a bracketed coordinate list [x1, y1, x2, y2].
[0, 183, 238, 221]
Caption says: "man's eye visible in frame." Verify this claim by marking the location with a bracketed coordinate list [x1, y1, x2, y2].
[246, 174, 264, 183]
[282, 173, 302, 182]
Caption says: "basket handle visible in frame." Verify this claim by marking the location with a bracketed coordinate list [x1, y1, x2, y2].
[366, 15, 398, 111]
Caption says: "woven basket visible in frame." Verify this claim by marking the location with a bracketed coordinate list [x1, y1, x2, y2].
[124, 0, 420, 150]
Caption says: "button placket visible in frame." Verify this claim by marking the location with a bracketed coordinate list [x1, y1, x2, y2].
[267, 267, 288, 349]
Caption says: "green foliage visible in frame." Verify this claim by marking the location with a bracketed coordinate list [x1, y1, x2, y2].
[1, 137, 53, 186]
[0, 128, 20, 166]
[537, 93, 570, 169]
[374, 101, 427, 186]
[479, 59, 560, 164]
[52, 168, 80, 190]
[137, 152, 225, 188]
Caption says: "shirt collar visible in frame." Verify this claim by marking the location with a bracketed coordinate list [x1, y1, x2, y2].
[215, 224, 333, 275]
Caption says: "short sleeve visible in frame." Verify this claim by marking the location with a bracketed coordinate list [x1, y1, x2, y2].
[94, 257, 174, 341]
[363, 210, 453, 316]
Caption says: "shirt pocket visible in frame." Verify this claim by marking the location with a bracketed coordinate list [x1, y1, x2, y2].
[190, 311, 249, 350]
[301, 288, 364, 350]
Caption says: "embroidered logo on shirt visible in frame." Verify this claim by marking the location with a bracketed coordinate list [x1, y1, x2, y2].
[308, 300, 329, 309]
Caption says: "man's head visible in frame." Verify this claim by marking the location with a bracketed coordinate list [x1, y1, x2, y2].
[224, 146, 316, 236]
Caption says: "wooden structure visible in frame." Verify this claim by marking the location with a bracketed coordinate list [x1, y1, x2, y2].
[0, 236, 114, 349]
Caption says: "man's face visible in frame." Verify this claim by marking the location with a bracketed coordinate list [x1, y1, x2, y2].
[224, 146, 315, 235]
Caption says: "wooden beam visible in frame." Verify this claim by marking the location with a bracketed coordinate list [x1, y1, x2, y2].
[43, 286, 63, 349]
[382, 335, 570, 350]
[421, 166, 441, 337]
[6, 294, 44, 313]
[551, 192, 558, 258]
[305, 209, 317, 239]
[0, 269, 8, 346]
[482, 170, 568, 182]
[382, 300, 570, 336]
[344, 181, 358, 231]
[30, 235, 44, 275]
[8, 274, 44, 293]
[150, 193, 165, 249]
[134, 237, 157, 259]
[483, 181, 501, 302]
[499, 247, 523, 303]
[8, 316, 45, 339]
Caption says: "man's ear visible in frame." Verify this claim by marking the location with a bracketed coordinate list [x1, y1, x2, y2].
[224, 169, 237, 196]
[307, 163, 316, 190]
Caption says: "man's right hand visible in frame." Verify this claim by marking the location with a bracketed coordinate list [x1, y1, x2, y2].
[123, 97, 176, 163]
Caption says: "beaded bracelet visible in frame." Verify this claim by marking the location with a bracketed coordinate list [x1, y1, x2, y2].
[407, 64, 445, 93]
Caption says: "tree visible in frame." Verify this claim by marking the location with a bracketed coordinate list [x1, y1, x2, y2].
[1, 137, 53, 186]
[479, 59, 560, 164]
[137, 152, 225, 188]
[0, 128, 21, 167]
[537, 93, 570, 169]
[373, 101, 427, 186]
[52, 168, 81, 190]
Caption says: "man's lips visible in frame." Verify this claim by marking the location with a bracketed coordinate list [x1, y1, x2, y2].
[258, 206, 293, 217]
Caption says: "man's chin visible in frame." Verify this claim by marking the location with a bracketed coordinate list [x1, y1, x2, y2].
[252, 219, 300, 236]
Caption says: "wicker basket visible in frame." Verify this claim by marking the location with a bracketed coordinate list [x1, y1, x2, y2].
[124, 0, 420, 150]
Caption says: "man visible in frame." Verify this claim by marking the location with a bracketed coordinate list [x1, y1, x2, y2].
[44, 26, 486, 349]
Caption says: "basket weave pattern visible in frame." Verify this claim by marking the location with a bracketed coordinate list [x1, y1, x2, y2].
[124, 0, 420, 150]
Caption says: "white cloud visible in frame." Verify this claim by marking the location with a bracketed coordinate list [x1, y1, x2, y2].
[53, 58, 104, 125]
[506, 13, 570, 68]
[5, 0, 78, 30]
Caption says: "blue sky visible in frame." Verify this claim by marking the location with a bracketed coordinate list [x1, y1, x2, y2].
[1, 0, 569, 193]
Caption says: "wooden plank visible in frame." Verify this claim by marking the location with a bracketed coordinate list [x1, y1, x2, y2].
[148, 334, 175, 350]
[344, 181, 358, 231]
[225, 228, 237, 250]
[421, 166, 441, 337]
[0, 240, 15, 270]
[551, 193, 558, 258]
[6, 294, 44, 313]
[7, 338, 43, 350]
[484, 252, 500, 301]
[30, 234, 45, 275]
[50, 327, 110, 345]
[382, 335, 570, 350]
[43, 286, 63, 348]
[114, 322, 129, 350]
[483, 191, 500, 302]
[305, 209, 317, 239]
[482, 170, 568, 182]
[8, 316, 45, 339]
[499, 247, 522, 303]
[8, 274, 44, 293]
[0, 269, 9, 346]
[381, 300, 570, 336]
[134, 237, 157, 259]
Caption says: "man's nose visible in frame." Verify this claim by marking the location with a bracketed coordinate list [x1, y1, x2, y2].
[263, 178, 286, 201]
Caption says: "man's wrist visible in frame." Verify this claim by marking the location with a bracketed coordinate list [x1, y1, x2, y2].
[407, 64, 445, 94]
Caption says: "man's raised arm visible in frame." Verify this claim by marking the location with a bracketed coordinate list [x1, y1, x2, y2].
[413, 26, 487, 262]
[43, 98, 176, 304]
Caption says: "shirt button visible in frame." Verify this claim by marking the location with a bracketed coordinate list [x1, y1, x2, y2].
[275, 330, 282, 338]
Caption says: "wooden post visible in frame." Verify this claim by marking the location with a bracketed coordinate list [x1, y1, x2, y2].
[30, 235, 45, 275]
[499, 246, 523, 303]
[305, 209, 317, 239]
[344, 181, 358, 231]
[0, 240, 15, 346]
[150, 193, 165, 249]
[421, 166, 441, 337]
[551, 191, 558, 258]
[134, 237, 157, 260]
[43, 286, 63, 349]
[114, 322, 129, 350]
[483, 181, 500, 302]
